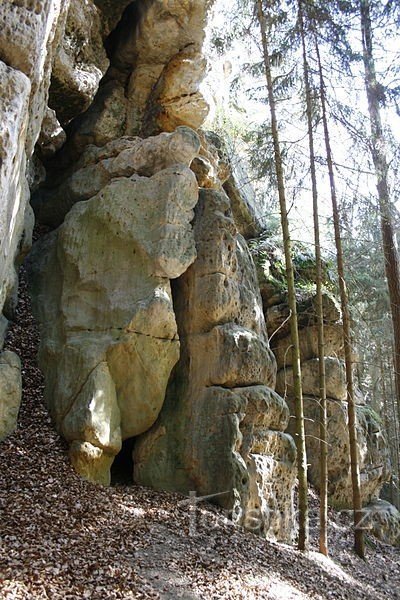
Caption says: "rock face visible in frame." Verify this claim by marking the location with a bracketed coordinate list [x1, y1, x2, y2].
[285, 395, 389, 508]
[0, 351, 22, 442]
[29, 128, 200, 485]
[134, 189, 296, 542]
[0, 0, 68, 338]
[2, 0, 294, 544]
[362, 499, 400, 547]
[49, 0, 109, 125]
[256, 253, 391, 509]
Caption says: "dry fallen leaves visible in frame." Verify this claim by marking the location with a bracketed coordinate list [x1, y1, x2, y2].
[0, 267, 399, 599]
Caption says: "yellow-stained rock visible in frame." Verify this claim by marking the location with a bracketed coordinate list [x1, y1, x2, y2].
[0, 351, 22, 442]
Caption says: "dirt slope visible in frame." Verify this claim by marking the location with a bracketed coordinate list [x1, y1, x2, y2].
[0, 269, 399, 600]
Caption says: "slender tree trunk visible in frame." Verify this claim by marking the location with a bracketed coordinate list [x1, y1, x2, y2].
[360, 0, 400, 431]
[316, 42, 366, 559]
[299, 1, 328, 556]
[389, 351, 400, 508]
[256, 0, 309, 550]
[380, 352, 394, 504]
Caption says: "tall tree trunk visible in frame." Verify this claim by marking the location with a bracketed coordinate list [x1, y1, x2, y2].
[299, 1, 328, 556]
[316, 42, 366, 559]
[360, 0, 400, 431]
[256, 0, 309, 551]
[389, 351, 400, 508]
[380, 351, 394, 504]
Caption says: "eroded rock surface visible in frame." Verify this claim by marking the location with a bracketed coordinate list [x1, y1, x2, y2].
[362, 499, 400, 547]
[0, 351, 22, 442]
[285, 396, 390, 508]
[0, 0, 70, 391]
[134, 189, 296, 542]
[2, 0, 298, 546]
[256, 262, 391, 509]
[32, 126, 201, 227]
[28, 129, 200, 484]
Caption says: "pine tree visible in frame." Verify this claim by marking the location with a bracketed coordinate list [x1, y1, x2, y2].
[256, 0, 309, 551]
[360, 0, 400, 432]
[316, 38, 366, 560]
[298, 0, 328, 556]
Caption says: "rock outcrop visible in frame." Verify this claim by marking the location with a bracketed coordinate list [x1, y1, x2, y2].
[134, 188, 296, 542]
[28, 128, 200, 485]
[255, 248, 391, 509]
[362, 499, 400, 547]
[0, 0, 74, 437]
[1, 0, 397, 549]
[0, 351, 22, 442]
[18, 0, 297, 542]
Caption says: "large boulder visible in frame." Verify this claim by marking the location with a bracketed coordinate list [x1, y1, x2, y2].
[32, 126, 200, 227]
[134, 189, 296, 542]
[362, 500, 400, 547]
[28, 128, 200, 485]
[0, 351, 22, 442]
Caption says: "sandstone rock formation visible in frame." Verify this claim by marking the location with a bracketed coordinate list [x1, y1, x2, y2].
[2, 0, 293, 545]
[0, 351, 22, 442]
[362, 499, 400, 547]
[29, 128, 200, 485]
[0, 0, 66, 337]
[284, 395, 389, 508]
[134, 189, 296, 542]
[256, 251, 391, 509]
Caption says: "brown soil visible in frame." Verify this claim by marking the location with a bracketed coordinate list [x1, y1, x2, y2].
[0, 268, 399, 599]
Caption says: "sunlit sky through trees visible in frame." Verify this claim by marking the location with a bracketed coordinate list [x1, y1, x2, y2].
[202, 0, 400, 255]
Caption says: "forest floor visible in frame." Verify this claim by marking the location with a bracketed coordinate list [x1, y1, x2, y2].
[0, 268, 399, 600]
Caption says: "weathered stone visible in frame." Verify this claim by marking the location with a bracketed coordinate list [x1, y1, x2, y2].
[50, 0, 109, 125]
[277, 357, 347, 402]
[191, 130, 231, 190]
[361, 499, 400, 547]
[286, 396, 390, 508]
[272, 324, 345, 370]
[66, 80, 128, 158]
[0, 351, 22, 442]
[223, 173, 262, 239]
[143, 46, 209, 135]
[266, 292, 341, 340]
[0, 2, 71, 426]
[29, 141, 199, 483]
[62, 362, 121, 454]
[126, 0, 213, 136]
[69, 440, 114, 486]
[37, 107, 66, 157]
[0, 0, 69, 154]
[0, 62, 31, 320]
[32, 126, 200, 227]
[192, 130, 263, 237]
[134, 188, 296, 542]
[92, 0, 133, 35]
[244, 431, 296, 541]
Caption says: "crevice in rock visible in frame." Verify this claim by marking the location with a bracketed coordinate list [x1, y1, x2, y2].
[111, 436, 135, 485]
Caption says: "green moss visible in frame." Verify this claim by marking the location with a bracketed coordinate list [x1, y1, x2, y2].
[358, 404, 383, 427]
[249, 236, 334, 296]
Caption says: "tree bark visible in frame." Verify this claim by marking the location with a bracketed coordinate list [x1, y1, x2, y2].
[316, 41, 366, 560]
[299, 0, 328, 556]
[256, 0, 309, 551]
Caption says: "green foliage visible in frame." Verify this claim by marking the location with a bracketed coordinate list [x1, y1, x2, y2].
[249, 233, 333, 295]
